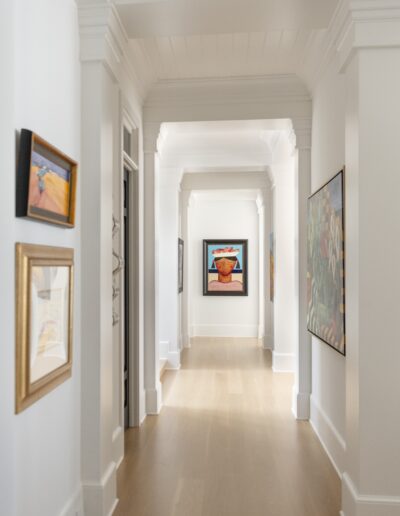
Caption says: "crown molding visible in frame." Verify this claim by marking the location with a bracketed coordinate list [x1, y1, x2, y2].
[145, 74, 311, 109]
[310, 0, 400, 86]
[337, 0, 400, 71]
[78, 1, 146, 101]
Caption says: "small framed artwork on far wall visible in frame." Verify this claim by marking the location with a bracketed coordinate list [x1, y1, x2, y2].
[16, 129, 77, 227]
[178, 238, 184, 293]
[203, 239, 248, 296]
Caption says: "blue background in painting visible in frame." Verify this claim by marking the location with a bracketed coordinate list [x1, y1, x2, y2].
[32, 151, 70, 182]
[208, 243, 244, 272]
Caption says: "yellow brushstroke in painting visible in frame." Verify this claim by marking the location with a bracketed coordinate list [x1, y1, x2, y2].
[43, 172, 70, 215]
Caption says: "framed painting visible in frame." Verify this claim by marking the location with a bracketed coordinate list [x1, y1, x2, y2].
[16, 243, 74, 413]
[203, 239, 248, 296]
[307, 170, 345, 356]
[269, 232, 274, 302]
[16, 129, 77, 227]
[178, 238, 184, 293]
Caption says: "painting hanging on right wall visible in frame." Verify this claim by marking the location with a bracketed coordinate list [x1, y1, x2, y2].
[307, 169, 345, 356]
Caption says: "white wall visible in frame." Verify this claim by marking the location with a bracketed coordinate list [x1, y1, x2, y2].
[158, 167, 181, 368]
[310, 56, 346, 474]
[270, 156, 297, 373]
[189, 196, 259, 338]
[0, 1, 82, 515]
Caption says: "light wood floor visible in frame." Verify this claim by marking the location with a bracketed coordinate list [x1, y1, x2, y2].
[115, 337, 341, 516]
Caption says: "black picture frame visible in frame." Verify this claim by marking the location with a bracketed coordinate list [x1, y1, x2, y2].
[178, 238, 184, 294]
[203, 239, 248, 296]
[307, 169, 346, 356]
[16, 129, 77, 227]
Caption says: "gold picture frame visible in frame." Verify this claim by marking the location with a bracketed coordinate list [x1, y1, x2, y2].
[16, 243, 74, 413]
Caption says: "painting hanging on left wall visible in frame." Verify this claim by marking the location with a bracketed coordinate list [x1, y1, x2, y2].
[16, 129, 77, 227]
[16, 243, 74, 413]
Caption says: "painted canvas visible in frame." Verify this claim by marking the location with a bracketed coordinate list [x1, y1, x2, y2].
[178, 238, 184, 293]
[307, 170, 345, 355]
[30, 265, 70, 383]
[17, 129, 77, 227]
[203, 239, 248, 296]
[269, 232, 274, 302]
[29, 151, 71, 220]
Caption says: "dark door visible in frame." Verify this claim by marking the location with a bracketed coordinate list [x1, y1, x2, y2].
[123, 167, 130, 428]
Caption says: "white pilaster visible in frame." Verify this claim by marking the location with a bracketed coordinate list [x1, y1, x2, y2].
[333, 2, 400, 514]
[180, 189, 193, 348]
[143, 123, 163, 414]
[78, 3, 127, 514]
[158, 166, 183, 369]
[292, 121, 312, 420]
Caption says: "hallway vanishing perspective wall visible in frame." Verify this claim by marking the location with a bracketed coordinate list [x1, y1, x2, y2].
[189, 194, 260, 338]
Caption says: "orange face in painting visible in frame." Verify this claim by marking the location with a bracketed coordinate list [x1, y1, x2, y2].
[215, 257, 237, 278]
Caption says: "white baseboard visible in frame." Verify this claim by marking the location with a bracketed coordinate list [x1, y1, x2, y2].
[291, 387, 310, 420]
[59, 485, 83, 516]
[309, 395, 345, 478]
[112, 426, 124, 469]
[183, 334, 191, 348]
[191, 324, 258, 338]
[272, 351, 295, 372]
[342, 472, 400, 516]
[145, 384, 162, 415]
[159, 340, 169, 360]
[166, 350, 181, 370]
[159, 341, 181, 369]
[139, 388, 146, 426]
[82, 461, 118, 516]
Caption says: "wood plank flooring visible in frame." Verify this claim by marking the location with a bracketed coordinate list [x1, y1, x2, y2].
[115, 337, 341, 516]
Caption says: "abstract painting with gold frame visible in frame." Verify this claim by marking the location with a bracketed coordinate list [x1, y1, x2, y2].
[16, 243, 74, 413]
[16, 129, 77, 227]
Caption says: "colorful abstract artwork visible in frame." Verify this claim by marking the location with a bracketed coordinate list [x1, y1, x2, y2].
[203, 239, 248, 296]
[29, 151, 70, 219]
[178, 238, 184, 293]
[307, 170, 345, 355]
[17, 129, 77, 227]
[269, 232, 274, 302]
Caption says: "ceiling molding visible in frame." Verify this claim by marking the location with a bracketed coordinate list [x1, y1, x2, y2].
[181, 170, 271, 192]
[145, 73, 311, 108]
[78, 1, 147, 101]
[307, 0, 400, 88]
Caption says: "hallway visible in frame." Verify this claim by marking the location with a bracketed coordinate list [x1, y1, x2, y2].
[116, 338, 340, 516]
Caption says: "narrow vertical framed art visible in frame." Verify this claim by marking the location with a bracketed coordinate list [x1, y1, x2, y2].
[16, 243, 74, 413]
[307, 169, 345, 356]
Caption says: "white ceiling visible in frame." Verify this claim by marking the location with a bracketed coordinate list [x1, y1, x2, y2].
[117, 0, 338, 86]
[158, 119, 294, 172]
[116, 0, 338, 37]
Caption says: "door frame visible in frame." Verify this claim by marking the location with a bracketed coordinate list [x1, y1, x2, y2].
[121, 108, 140, 428]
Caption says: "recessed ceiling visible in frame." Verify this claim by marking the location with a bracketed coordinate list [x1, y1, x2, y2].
[116, 0, 338, 38]
[117, 0, 338, 91]
[157, 119, 293, 171]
